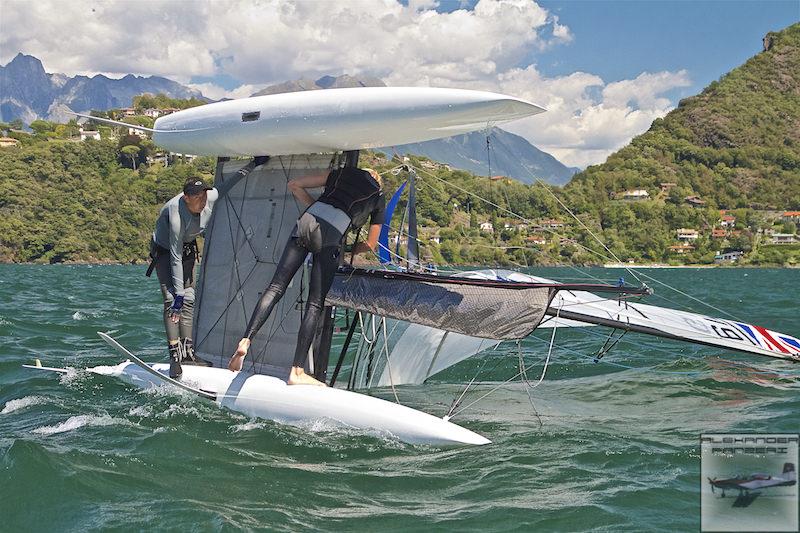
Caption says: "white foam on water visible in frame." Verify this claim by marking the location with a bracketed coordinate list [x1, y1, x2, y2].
[157, 402, 203, 419]
[72, 309, 107, 321]
[231, 419, 269, 432]
[32, 414, 125, 435]
[1, 395, 48, 414]
[88, 364, 127, 376]
[284, 417, 407, 449]
[0, 316, 10, 326]
[59, 367, 87, 386]
[128, 405, 153, 417]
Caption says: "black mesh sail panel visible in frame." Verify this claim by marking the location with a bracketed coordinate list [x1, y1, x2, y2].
[326, 270, 557, 340]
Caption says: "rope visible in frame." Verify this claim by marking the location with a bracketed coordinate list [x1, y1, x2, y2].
[381, 318, 401, 404]
[446, 306, 561, 420]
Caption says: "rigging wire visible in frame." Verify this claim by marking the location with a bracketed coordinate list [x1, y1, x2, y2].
[481, 131, 747, 320]
[408, 158, 746, 322]
[446, 306, 562, 421]
[381, 318, 401, 404]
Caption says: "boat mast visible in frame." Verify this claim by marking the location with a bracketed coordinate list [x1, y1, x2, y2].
[406, 167, 420, 270]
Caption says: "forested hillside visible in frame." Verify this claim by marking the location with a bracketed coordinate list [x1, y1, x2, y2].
[1, 24, 798, 266]
[560, 24, 800, 263]
[0, 139, 212, 263]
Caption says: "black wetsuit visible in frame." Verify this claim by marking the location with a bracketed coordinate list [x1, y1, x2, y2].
[243, 167, 385, 368]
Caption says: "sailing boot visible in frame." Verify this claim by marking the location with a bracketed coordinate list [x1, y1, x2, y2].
[168, 342, 182, 379]
[181, 338, 212, 367]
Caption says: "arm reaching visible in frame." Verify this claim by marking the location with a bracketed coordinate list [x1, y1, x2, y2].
[287, 172, 329, 207]
[352, 223, 382, 256]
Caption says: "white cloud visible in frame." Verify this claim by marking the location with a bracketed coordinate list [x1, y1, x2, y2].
[186, 83, 260, 101]
[0, 0, 690, 167]
[499, 68, 691, 168]
[1, 0, 556, 85]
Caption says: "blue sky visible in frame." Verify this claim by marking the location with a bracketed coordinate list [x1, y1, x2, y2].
[534, 1, 798, 97]
[429, 0, 798, 99]
[2, 0, 798, 167]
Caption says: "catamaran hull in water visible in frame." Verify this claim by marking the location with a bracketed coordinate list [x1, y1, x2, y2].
[100, 361, 491, 447]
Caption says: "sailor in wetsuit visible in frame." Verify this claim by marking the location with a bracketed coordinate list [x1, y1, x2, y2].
[150, 156, 269, 378]
[227, 167, 385, 386]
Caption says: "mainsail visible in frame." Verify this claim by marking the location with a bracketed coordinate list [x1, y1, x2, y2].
[473, 270, 800, 363]
[339, 268, 799, 389]
[326, 268, 651, 388]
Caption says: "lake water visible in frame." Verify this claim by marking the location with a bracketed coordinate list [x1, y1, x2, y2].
[1, 265, 798, 531]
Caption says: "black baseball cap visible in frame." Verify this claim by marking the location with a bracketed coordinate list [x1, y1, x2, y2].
[183, 177, 213, 196]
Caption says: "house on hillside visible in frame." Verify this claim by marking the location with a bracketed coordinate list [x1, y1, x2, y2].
[120, 107, 136, 117]
[479, 221, 494, 233]
[783, 211, 800, 222]
[685, 195, 706, 208]
[615, 189, 650, 201]
[714, 250, 744, 263]
[0, 137, 20, 148]
[720, 215, 736, 228]
[541, 219, 564, 229]
[79, 129, 101, 141]
[419, 228, 441, 245]
[711, 228, 727, 239]
[526, 235, 546, 245]
[771, 233, 797, 244]
[669, 244, 695, 254]
[676, 228, 699, 241]
[419, 160, 439, 170]
[660, 182, 677, 193]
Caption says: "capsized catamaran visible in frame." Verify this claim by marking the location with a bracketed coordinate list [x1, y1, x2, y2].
[36, 87, 632, 446]
[44, 86, 797, 445]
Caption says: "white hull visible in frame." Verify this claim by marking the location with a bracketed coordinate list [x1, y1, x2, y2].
[98, 362, 490, 446]
[153, 87, 544, 156]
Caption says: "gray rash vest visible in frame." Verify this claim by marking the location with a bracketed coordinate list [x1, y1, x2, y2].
[152, 162, 254, 296]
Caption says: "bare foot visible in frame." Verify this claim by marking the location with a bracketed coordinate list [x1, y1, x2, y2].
[228, 338, 250, 371]
[287, 367, 326, 386]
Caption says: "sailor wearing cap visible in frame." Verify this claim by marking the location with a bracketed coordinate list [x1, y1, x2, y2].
[149, 156, 269, 378]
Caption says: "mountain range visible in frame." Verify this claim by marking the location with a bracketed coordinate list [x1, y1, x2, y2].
[377, 128, 580, 185]
[0, 53, 577, 184]
[0, 53, 206, 124]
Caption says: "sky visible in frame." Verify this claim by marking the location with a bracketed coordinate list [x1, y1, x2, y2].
[1, 0, 797, 168]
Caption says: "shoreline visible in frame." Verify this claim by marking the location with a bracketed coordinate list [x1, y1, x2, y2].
[0, 260, 796, 269]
